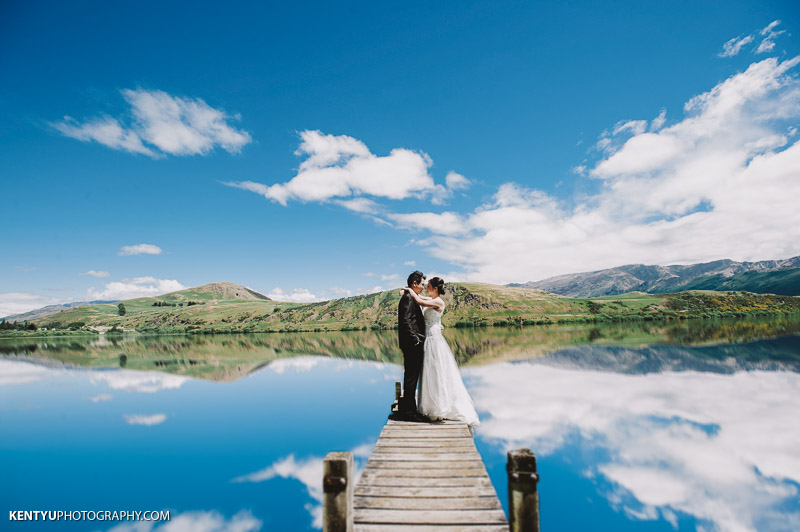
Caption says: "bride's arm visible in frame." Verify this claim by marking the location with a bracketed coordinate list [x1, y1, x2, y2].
[401, 288, 444, 311]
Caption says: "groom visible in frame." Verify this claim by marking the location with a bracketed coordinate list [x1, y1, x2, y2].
[392, 270, 428, 422]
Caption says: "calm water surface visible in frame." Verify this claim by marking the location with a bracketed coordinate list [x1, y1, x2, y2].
[2, 320, 799, 531]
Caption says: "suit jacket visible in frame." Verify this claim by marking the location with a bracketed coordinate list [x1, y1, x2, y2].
[398, 291, 425, 351]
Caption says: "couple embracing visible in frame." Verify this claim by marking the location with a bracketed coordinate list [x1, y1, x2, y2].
[393, 270, 480, 428]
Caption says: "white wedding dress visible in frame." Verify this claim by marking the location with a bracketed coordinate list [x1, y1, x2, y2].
[418, 299, 480, 428]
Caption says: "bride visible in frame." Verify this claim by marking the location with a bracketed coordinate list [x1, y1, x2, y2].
[402, 277, 480, 428]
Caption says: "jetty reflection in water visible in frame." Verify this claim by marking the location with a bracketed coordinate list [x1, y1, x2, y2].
[1, 320, 799, 531]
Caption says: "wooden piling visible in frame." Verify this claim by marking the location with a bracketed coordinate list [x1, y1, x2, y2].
[507, 448, 540, 532]
[323, 451, 354, 532]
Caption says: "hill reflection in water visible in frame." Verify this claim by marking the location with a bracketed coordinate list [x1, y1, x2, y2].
[2, 314, 800, 380]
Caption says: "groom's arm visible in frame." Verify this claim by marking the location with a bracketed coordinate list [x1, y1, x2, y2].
[399, 295, 425, 347]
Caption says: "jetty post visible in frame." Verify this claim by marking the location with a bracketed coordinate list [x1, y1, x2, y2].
[507, 448, 540, 532]
[323, 451, 353, 532]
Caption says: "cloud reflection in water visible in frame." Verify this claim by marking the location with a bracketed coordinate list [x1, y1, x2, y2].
[467, 362, 800, 531]
[233, 443, 373, 529]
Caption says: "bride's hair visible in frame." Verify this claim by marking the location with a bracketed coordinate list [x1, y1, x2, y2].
[428, 277, 445, 295]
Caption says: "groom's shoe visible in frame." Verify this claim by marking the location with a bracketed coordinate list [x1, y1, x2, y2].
[407, 411, 431, 423]
[388, 411, 413, 422]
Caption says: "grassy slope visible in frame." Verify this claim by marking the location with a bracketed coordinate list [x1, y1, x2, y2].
[28, 282, 800, 335]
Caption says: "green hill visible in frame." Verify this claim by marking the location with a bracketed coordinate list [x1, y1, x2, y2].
[27, 281, 800, 335]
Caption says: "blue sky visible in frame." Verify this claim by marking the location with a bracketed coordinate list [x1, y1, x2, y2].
[2, 0, 799, 314]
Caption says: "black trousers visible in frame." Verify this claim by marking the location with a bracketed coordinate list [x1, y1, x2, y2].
[399, 343, 424, 412]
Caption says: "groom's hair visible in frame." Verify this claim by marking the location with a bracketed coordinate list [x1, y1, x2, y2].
[407, 270, 425, 287]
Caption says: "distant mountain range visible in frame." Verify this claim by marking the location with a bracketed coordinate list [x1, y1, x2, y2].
[509, 257, 800, 297]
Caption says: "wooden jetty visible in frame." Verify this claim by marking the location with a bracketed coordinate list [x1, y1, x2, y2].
[323, 383, 540, 531]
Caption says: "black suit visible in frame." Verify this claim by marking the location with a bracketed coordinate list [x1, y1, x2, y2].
[398, 291, 426, 412]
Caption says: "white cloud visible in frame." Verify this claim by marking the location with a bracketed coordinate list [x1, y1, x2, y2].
[429, 171, 473, 205]
[87, 277, 185, 300]
[53, 89, 251, 157]
[403, 260, 417, 267]
[649, 108, 667, 131]
[445, 171, 471, 190]
[388, 211, 469, 236]
[124, 413, 167, 426]
[266, 287, 320, 303]
[394, 56, 800, 283]
[0, 292, 63, 317]
[107, 509, 261, 532]
[225, 130, 472, 208]
[756, 20, 786, 54]
[225, 130, 435, 205]
[88, 393, 113, 402]
[572, 164, 588, 176]
[612, 119, 648, 136]
[82, 270, 110, 278]
[54, 116, 155, 156]
[381, 273, 399, 281]
[718, 21, 784, 58]
[760, 20, 781, 35]
[468, 362, 800, 532]
[719, 35, 754, 57]
[327, 286, 353, 298]
[756, 20, 785, 54]
[119, 244, 163, 256]
[333, 197, 381, 214]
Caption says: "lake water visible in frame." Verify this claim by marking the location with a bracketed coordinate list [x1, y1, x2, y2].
[2, 318, 799, 531]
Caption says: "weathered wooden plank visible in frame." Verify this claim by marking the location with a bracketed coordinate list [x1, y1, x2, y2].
[372, 447, 476, 454]
[386, 419, 466, 425]
[360, 467, 487, 478]
[367, 452, 482, 462]
[356, 476, 493, 488]
[355, 486, 498, 498]
[363, 460, 486, 470]
[381, 424, 470, 431]
[374, 440, 475, 448]
[374, 439, 475, 447]
[353, 495, 502, 510]
[379, 431, 471, 439]
[354, 508, 508, 525]
[355, 525, 509, 532]
[382, 424, 469, 431]
[370, 451, 479, 459]
[386, 420, 467, 428]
